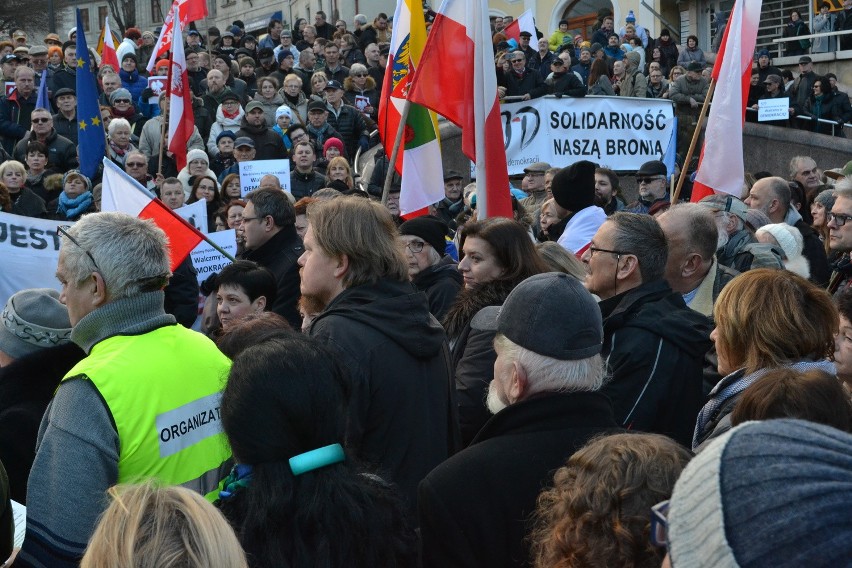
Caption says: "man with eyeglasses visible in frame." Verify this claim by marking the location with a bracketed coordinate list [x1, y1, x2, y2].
[581, 212, 712, 446]
[273, 29, 300, 63]
[745, 176, 830, 286]
[11, 107, 78, 172]
[238, 187, 303, 327]
[497, 51, 546, 101]
[0, 65, 38, 155]
[827, 180, 852, 296]
[791, 55, 817, 116]
[625, 160, 669, 214]
[18, 212, 232, 567]
[646, 69, 668, 99]
[518, 161, 552, 213]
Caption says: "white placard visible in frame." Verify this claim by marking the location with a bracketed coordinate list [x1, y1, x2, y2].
[147, 75, 167, 103]
[190, 229, 238, 285]
[0, 212, 63, 309]
[500, 96, 676, 173]
[174, 199, 208, 234]
[238, 159, 291, 196]
[757, 97, 790, 122]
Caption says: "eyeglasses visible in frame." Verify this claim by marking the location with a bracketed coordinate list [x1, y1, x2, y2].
[650, 500, 669, 549]
[113, 99, 131, 104]
[588, 246, 630, 257]
[241, 215, 265, 224]
[57, 225, 100, 273]
[126, 161, 146, 168]
[352, 73, 367, 77]
[31, 117, 51, 124]
[828, 212, 852, 226]
[405, 240, 425, 253]
[637, 176, 663, 184]
[512, 58, 525, 63]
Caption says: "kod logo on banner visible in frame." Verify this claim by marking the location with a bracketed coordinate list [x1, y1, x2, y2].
[499, 96, 675, 173]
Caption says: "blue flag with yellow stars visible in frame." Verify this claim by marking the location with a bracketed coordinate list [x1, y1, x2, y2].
[75, 8, 106, 180]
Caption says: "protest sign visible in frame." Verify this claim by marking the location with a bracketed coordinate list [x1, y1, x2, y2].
[190, 229, 238, 285]
[174, 200, 208, 234]
[500, 96, 675, 173]
[239, 159, 291, 196]
[147, 76, 167, 104]
[0, 212, 63, 308]
[758, 97, 790, 122]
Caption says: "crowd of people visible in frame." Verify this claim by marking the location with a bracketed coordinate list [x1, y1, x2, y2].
[0, 7, 851, 568]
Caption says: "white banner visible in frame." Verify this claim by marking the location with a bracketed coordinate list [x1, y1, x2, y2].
[500, 96, 675, 173]
[190, 230, 237, 285]
[0, 212, 64, 309]
[239, 159, 291, 196]
[174, 200, 208, 234]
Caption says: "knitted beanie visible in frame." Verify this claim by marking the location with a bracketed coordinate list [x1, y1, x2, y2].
[0, 289, 72, 359]
[813, 189, 836, 211]
[668, 419, 852, 568]
[186, 148, 209, 166]
[756, 223, 802, 260]
[551, 160, 596, 212]
[323, 137, 345, 158]
[399, 217, 448, 256]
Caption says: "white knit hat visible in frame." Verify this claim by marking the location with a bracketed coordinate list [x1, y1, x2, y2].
[756, 223, 802, 260]
[186, 148, 209, 166]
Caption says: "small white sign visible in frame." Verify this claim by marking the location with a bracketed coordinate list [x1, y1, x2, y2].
[238, 159, 291, 196]
[190, 229, 238, 285]
[147, 75, 167, 103]
[758, 97, 790, 122]
[174, 199, 208, 234]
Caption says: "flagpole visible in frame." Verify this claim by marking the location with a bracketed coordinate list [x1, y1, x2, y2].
[158, 109, 168, 176]
[382, 98, 411, 206]
[672, 78, 715, 203]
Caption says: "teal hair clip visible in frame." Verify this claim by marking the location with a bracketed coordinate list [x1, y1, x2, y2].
[289, 443, 345, 476]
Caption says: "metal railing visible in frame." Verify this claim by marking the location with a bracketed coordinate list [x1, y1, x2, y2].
[745, 106, 850, 136]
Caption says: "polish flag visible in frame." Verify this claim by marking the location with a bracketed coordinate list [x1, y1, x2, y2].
[408, 0, 513, 219]
[691, 0, 763, 201]
[147, 0, 208, 72]
[503, 10, 536, 44]
[167, 2, 194, 171]
[100, 17, 120, 71]
[100, 158, 204, 271]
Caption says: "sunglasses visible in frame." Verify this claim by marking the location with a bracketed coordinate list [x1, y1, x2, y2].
[637, 176, 663, 184]
[31, 117, 51, 124]
[113, 99, 131, 104]
[126, 162, 146, 168]
[353, 73, 367, 77]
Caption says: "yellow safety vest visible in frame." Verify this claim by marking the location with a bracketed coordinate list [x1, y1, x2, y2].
[62, 325, 232, 501]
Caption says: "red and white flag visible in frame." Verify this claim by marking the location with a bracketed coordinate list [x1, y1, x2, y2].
[167, 2, 194, 171]
[147, 0, 207, 72]
[100, 158, 203, 271]
[408, 0, 513, 219]
[503, 10, 536, 44]
[691, 0, 763, 201]
[100, 17, 119, 70]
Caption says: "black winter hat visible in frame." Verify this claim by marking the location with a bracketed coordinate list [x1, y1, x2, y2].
[551, 160, 597, 212]
[399, 217, 449, 256]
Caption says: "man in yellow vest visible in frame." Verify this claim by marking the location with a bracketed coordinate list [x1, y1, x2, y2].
[17, 212, 232, 568]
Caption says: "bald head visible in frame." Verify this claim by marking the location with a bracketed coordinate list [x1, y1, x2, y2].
[657, 203, 718, 294]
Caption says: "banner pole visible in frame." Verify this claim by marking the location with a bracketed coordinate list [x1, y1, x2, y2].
[672, 78, 715, 203]
[382, 98, 411, 206]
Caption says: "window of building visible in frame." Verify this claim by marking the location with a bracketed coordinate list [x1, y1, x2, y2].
[80, 8, 90, 32]
[152, 0, 164, 24]
[98, 6, 108, 30]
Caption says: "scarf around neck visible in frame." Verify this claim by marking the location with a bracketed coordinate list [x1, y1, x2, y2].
[57, 191, 93, 220]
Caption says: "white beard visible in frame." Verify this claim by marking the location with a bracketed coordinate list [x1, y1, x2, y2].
[486, 379, 508, 414]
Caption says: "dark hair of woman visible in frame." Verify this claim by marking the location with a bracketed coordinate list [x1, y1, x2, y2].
[216, 331, 417, 568]
[588, 58, 609, 89]
[459, 217, 549, 286]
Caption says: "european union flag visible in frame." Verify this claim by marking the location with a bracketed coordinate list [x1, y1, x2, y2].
[75, 8, 106, 180]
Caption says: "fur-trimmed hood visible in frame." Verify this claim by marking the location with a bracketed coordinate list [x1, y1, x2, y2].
[343, 75, 377, 93]
[442, 279, 518, 340]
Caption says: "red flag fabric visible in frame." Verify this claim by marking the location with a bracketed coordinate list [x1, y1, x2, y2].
[690, 0, 764, 201]
[147, 0, 208, 72]
[408, 0, 513, 219]
[503, 10, 536, 44]
[100, 159, 203, 270]
[98, 18, 119, 71]
[167, 2, 194, 171]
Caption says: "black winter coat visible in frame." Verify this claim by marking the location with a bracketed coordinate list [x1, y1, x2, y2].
[0, 343, 85, 503]
[443, 280, 516, 446]
[796, 219, 831, 286]
[599, 280, 713, 447]
[325, 103, 369, 159]
[13, 129, 79, 174]
[236, 121, 287, 160]
[547, 71, 587, 97]
[308, 278, 460, 513]
[289, 169, 325, 199]
[418, 392, 620, 568]
[411, 255, 463, 321]
[239, 226, 303, 328]
[499, 68, 547, 99]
